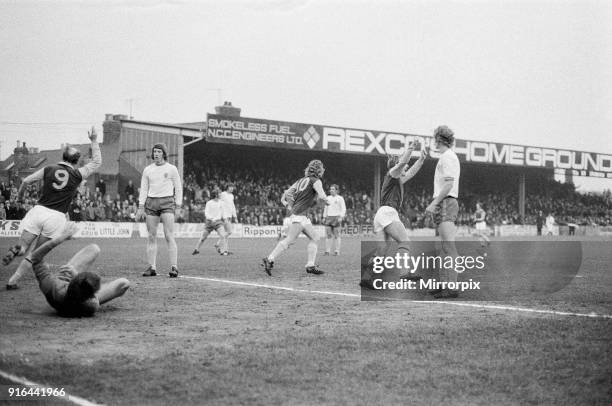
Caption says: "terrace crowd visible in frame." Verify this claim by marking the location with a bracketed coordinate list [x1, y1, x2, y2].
[2, 158, 611, 228]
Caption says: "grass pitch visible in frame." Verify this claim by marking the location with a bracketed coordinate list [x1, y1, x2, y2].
[1, 236, 611, 405]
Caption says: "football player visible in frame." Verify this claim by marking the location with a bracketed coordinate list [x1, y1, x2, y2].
[216, 184, 237, 254]
[4, 127, 101, 290]
[361, 142, 425, 289]
[473, 202, 490, 247]
[192, 189, 229, 255]
[24, 222, 129, 317]
[137, 143, 183, 278]
[261, 160, 328, 276]
[424, 126, 461, 299]
[322, 184, 346, 256]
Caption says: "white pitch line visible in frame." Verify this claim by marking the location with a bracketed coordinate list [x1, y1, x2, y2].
[179, 275, 612, 320]
[180, 275, 360, 298]
[410, 300, 612, 319]
[0, 369, 103, 406]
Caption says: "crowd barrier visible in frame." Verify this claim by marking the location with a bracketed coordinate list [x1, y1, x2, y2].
[0, 220, 609, 238]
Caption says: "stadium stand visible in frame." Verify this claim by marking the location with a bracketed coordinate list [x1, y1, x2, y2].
[2, 155, 610, 227]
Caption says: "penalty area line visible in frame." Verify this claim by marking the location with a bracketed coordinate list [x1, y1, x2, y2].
[0, 369, 103, 406]
[180, 275, 612, 320]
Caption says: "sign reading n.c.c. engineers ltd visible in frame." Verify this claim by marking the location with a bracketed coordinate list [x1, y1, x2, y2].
[205, 114, 612, 178]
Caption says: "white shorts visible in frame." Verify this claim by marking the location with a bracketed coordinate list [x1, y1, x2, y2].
[288, 215, 318, 240]
[289, 214, 312, 227]
[475, 221, 486, 231]
[373, 206, 401, 233]
[20, 205, 67, 239]
[281, 217, 292, 235]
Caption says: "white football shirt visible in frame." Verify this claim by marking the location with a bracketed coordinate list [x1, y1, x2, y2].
[205, 199, 224, 221]
[139, 162, 183, 206]
[323, 195, 346, 217]
[433, 149, 460, 199]
[220, 191, 237, 219]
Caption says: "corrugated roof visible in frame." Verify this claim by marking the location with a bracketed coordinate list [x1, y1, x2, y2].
[175, 122, 206, 130]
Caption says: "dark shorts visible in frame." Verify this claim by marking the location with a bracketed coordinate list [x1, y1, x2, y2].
[205, 220, 224, 233]
[33, 260, 75, 314]
[145, 196, 175, 217]
[323, 216, 341, 228]
[434, 197, 459, 226]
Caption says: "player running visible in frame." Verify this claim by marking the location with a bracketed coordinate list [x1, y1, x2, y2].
[4, 127, 101, 290]
[323, 184, 346, 256]
[137, 143, 183, 278]
[192, 189, 229, 255]
[473, 202, 490, 247]
[361, 142, 426, 288]
[261, 160, 328, 276]
[215, 184, 237, 254]
[425, 125, 461, 299]
[22, 222, 129, 317]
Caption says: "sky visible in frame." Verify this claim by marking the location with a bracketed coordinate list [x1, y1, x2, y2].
[0, 0, 611, 191]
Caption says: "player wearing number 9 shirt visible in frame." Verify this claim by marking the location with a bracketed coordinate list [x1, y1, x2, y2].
[4, 127, 101, 290]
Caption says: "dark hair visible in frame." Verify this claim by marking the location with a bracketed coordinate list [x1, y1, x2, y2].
[65, 272, 101, 304]
[62, 146, 81, 165]
[434, 125, 455, 147]
[151, 143, 168, 160]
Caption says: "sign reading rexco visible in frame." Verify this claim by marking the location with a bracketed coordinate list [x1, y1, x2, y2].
[205, 114, 612, 177]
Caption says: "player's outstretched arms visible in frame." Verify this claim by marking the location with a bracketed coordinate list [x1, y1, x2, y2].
[388, 142, 416, 178]
[400, 148, 427, 184]
[29, 223, 78, 265]
[79, 126, 102, 178]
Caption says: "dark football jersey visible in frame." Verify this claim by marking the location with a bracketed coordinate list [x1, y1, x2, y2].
[37, 164, 83, 213]
[380, 174, 403, 211]
[291, 176, 319, 215]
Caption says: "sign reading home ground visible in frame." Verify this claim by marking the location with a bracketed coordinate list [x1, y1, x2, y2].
[206, 113, 612, 178]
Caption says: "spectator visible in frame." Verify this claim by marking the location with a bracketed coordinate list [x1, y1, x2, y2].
[124, 179, 135, 199]
[95, 201, 106, 221]
[85, 201, 96, 221]
[536, 210, 544, 236]
[69, 199, 83, 221]
[96, 178, 106, 196]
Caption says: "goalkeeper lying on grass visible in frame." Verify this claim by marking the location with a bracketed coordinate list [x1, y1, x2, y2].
[22, 222, 130, 317]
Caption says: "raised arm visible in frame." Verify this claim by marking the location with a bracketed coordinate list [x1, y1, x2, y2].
[388, 144, 415, 179]
[78, 127, 102, 179]
[400, 148, 427, 184]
